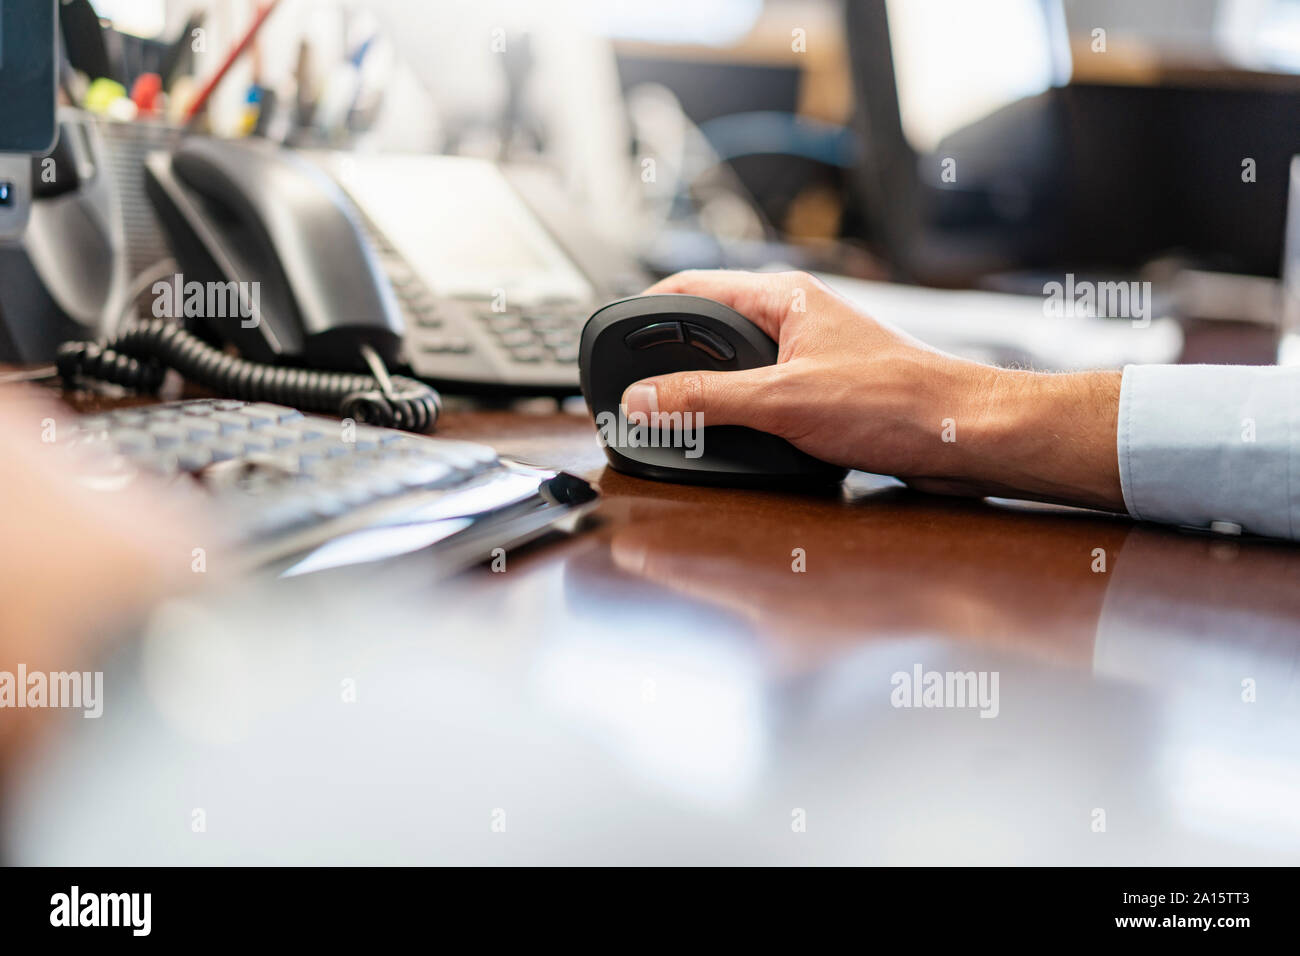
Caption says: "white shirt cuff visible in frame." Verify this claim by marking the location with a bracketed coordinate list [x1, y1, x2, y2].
[1118, 364, 1300, 540]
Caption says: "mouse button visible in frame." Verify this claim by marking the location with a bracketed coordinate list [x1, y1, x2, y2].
[682, 323, 736, 361]
[623, 321, 684, 350]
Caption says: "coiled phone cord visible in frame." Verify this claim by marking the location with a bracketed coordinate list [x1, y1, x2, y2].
[56, 318, 442, 433]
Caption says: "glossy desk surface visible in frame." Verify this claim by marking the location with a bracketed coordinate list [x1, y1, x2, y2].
[7, 399, 1300, 864]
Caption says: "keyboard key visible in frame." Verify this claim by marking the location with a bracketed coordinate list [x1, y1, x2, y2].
[345, 425, 393, 451]
[112, 411, 151, 429]
[236, 406, 280, 428]
[111, 429, 153, 455]
[149, 423, 188, 449]
[240, 435, 274, 455]
[294, 441, 349, 467]
[207, 440, 244, 463]
[396, 459, 454, 489]
[260, 426, 300, 448]
[243, 403, 303, 424]
[212, 412, 254, 435]
[184, 419, 220, 442]
[176, 446, 215, 471]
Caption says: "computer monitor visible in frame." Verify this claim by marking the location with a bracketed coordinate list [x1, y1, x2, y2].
[0, 0, 58, 154]
[0, 0, 57, 243]
[846, 0, 1073, 282]
[846, 0, 1300, 283]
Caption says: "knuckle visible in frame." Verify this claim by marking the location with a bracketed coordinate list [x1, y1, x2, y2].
[775, 271, 827, 313]
[781, 270, 820, 293]
[675, 371, 709, 413]
[772, 269, 809, 295]
[734, 366, 788, 431]
[757, 365, 807, 433]
[798, 271, 833, 299]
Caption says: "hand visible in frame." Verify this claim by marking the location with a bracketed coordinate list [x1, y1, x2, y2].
[621, 270, 1124, 510]
[0, 388, 209, 764]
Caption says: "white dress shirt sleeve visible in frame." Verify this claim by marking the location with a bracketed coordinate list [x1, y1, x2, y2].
[1118, 364, 1300, 540]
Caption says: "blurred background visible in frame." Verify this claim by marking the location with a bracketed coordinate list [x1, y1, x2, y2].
[36, 0, 1300, 354]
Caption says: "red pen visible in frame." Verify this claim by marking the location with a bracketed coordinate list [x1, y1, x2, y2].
[184, 0, 282, 123]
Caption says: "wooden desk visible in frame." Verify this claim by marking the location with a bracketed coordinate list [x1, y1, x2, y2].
[10, 376, 1300, 864]
[436, 404, 1300, 676]
[35, 377, 1300, 675]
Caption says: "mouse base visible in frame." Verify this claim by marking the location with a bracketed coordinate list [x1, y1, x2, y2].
[603, 448, 848, 489]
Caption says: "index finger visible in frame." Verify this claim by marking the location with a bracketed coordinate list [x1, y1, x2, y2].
[642, 269, 824, 340]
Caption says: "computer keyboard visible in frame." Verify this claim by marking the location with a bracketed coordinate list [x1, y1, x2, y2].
[69, 399, 598, 573]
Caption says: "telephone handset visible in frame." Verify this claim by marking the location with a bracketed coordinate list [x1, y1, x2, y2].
[57, 138, 441, 432]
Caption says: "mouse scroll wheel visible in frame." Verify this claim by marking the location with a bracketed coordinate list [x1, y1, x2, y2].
[623, 321, 736, 361]
[682, 323, 735, 361]
[623, 321, 683, 349]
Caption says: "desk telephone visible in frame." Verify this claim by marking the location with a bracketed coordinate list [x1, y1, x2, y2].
[57, 137, 647, 430]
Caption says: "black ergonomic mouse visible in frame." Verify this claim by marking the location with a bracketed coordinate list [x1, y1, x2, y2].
[579, 294, 848, 486]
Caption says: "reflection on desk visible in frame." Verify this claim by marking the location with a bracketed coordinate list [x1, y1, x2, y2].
[5, 410, 1299, 864]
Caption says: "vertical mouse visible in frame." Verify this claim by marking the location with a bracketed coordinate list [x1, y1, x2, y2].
[579, 294, 848, 486]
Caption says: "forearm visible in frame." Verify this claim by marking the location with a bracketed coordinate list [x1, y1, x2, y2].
[912, 363, 1124, 512]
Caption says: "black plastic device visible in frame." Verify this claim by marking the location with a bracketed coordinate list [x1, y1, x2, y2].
[0, 0, 58, 155]
[579, 294, 848, 486]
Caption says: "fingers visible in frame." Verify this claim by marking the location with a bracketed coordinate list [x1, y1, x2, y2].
[642, 269, 827, 340]
[621, 365, 786, 431]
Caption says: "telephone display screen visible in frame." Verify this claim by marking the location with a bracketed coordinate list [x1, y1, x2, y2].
[335, 154, 595, 306]
[0, 0, 57, 154]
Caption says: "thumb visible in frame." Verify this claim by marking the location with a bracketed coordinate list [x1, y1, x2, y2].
[621, 367, 782, 430]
